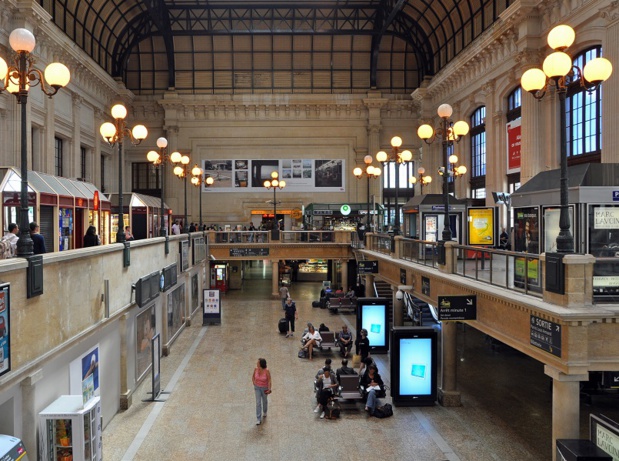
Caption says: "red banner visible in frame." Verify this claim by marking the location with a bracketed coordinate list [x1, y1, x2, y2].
[506, 119, 521, 172]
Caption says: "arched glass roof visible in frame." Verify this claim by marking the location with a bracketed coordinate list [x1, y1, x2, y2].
[39, 0, 512, 95]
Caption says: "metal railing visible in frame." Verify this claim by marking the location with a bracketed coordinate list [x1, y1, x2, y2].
[399, 239, 439, 268]
[452, 244, 543, 297]
[212, 231, 270, 243]
[281, 230, 335, 243]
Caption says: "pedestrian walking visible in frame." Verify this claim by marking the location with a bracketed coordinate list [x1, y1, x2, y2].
[284, 298, 298, 338]
[252, 358, 272, 425]
[279, 285, 289, 309]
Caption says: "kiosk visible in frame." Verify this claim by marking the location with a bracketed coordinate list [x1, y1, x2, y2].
[402, 194, 467, 242]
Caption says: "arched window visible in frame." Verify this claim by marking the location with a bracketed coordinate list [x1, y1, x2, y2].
[506, 87, 521, 192]
[381, 161, 415, 230]
[470, 106, 486, 199]
[565, 46, 603, 164]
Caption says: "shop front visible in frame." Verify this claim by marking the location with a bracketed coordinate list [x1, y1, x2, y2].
[108, 193, 169, 241]
[0, 167, 110, 252]
[305, 203, 384, 232]
[402, 194, 467, 242]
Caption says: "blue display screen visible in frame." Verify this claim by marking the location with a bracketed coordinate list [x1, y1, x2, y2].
[399, 337, 432, 396]
[361, 304, 386, 347]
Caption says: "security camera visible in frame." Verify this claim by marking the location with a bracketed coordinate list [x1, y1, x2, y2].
[396, 290, 404, 301]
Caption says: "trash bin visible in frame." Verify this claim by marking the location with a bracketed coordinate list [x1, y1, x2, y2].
[556, 439, 612, 460]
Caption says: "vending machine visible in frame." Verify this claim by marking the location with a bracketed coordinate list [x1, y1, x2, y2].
[38, 395, 101, 461]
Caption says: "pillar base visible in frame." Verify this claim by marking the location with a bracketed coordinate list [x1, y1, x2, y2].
[438, 388, 461, 407]
[120, 391, 132, 410]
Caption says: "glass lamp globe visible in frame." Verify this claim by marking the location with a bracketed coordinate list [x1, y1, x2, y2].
[111, 104, 127, 120]
[44, 63, 70, 87]
[391, 136, 403, 148]
[547, 25, 575, 51]
[264, 180, 271, 188]
[279, 180, 286, 188]
[418, 166, 425, 175]
[457, 165, 467, 175]
[364, 155, 373, 165]
[425, 176, 432, 184]
[417, 124, 433, 140]
[147, 150, 160, 163]
[373, 168, 381, 177]
[173, 166, 183, 176]
[583, 57, 613, 84]
[191, 165, 202, 176]
[0, 58, 7, 80]
[191, 176, 199, 186]
[170, 151, 182, 163]
[132, 125, 148, 141]
[543, 52, 572, 78]
[409, 176, 417, 184]
[376, 151, 388, 162]
[99, 122, 116, 141]
[9, 28, 36, 53]
[271, 171, 279, 179]
[353, 167, 362, 177]
[437, 104, 453, 118]
[366, 165, 375, 175]
[449, 154, 459, 164]
[453, 120, 470, 137]
[400, 150, 412, 162]
[521, 68, 547, 92]
[156, 137, 168, 149]
[206, 177, 214, 185]
[181, 155, 190, 165]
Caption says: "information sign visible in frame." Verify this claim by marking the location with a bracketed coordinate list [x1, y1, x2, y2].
[229, 247, 269, 257]
[358, 260, 378, 274]
[203, 289, 222, 325]
[437, 295, 477, 321]
[529, 315, 561, 357]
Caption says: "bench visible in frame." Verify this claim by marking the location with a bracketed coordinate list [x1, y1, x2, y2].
[318, 331, 337, 352]
[327, 297, 357, 314]
[337, 374, 363, 401]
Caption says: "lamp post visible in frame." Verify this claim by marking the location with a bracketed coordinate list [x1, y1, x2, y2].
[409, 166, 432, 194]
[264, 171, 286, 240]
[100, 104, 147, 243]
[172, 154, 191, 233]
[521, 24, 612, 253]
[191, 165, 214, 228]
[376, 136, 412, 235]
[353, 155, 381, 232]
[0, 28, 70, 256]
[147, 137, 178, 237]
[418, 105, 469, 241]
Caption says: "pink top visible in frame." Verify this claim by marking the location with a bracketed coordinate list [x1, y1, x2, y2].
[254, 368, 269, 388]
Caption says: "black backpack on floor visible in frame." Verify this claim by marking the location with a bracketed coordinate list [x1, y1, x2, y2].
[373, 403, 393, 418]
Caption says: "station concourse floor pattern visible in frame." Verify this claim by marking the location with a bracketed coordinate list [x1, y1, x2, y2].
[101, 262, 618, 461]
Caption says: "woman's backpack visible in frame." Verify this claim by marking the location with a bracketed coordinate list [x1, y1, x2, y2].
[373, 403, 393, 418]
[325, 400, 341, 419]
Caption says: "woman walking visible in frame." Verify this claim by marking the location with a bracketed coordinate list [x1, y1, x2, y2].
[252, 358, 272, 425]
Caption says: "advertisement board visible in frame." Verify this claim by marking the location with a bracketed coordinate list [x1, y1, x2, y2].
[468, 207, 495, 245]
[390, 327, 437, 406]
[0, 283, 10, 377]
[356, 298, 389, 354]
[506, 118, 521, 173]
[203, 289, 222, 325]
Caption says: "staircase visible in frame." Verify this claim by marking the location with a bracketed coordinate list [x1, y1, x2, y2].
[373, 279, 394, 325]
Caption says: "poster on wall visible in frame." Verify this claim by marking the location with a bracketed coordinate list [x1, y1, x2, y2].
[543, 206, 575, 253]
[506, 118, 521, 174]
[70, 345, 100, 404]
[468, 208, 495, 245]
[514, 207, 539, 254]
[201, 158, 345, 193]
[0, 283, 10, 377]
[136, 305, 156, 381]
[167, 283, 186, 342]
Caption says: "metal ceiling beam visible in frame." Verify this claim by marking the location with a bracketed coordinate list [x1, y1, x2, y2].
[142, 0, 175, 87]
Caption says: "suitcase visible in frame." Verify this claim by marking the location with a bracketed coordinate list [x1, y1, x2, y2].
[278, 318, 288, 334]
[312, 300, 321, 308]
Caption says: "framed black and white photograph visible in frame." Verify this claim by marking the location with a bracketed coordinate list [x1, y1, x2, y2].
[136, 305, 156, 381]
[315, 159, 343, 188]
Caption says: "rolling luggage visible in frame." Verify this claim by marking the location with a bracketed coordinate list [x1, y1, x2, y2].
[278, 318, 288, 334]
[312, 300, 321, 308]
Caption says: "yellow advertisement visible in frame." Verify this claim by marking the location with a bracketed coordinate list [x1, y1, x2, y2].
[468, 208, 495, 245]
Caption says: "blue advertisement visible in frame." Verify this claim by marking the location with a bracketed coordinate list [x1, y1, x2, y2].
[399, 337, 432, 396]
[0, 284, 10, 377]
[361, 304, 386, 347]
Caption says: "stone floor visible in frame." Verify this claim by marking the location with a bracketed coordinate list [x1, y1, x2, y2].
[101, 261, 619, 461]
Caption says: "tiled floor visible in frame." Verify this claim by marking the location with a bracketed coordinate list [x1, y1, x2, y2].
[102, 261, 619, 461]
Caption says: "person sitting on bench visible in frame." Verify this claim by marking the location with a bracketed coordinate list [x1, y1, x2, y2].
[336, 359, 357, 384]
[314, 367, 338, 419]
[301, 324, 322, 361]
[338, 325, 353, 358]
[360, 365, 384, 415]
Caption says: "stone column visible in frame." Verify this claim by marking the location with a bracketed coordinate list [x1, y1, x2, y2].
[94, 108, 103, 190]
[71, 94, 83, 178]
[541, 254, 595, 308]
[340, 259, 348, 291]
[601, 2, 619, 162]
[438, 321, 461, 406]
[438, 241, 457, 275]
[545, 365, 588, 461]
[21, 369, 44, 456]
[44, 96, 56, 173]
[364, 274, 374, 297]
[272, 260, 279, 297]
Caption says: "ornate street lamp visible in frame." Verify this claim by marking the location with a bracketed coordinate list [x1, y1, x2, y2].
[353, 155, 381, 232]
[0, 28, 70, 256]
[172, 154, 191, 233]
[418, 104, 469, 241]
[264, 171, 286, 240]
[409, 166, 432, 195]
[100, 104, 147, 243]
[191, 165, 214, 228]
[146, 137, 182, 237]
[376, 136, 412, 235]
[521, 24, 612, 253]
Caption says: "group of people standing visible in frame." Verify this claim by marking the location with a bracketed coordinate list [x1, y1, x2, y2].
[1, 221, 47, 256]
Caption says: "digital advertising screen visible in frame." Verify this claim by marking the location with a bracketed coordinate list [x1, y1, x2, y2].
[356, 298, 389, 354]
[390, 327, 437, 406]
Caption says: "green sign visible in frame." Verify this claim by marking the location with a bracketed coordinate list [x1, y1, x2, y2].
[340, 204, 351, 215]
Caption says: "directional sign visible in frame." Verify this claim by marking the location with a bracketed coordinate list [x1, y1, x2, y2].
[358, 260, 378, 274]
[437, 295, 477, 321]
[529, 315, 562, 357]
[229, 247, 269, 257]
